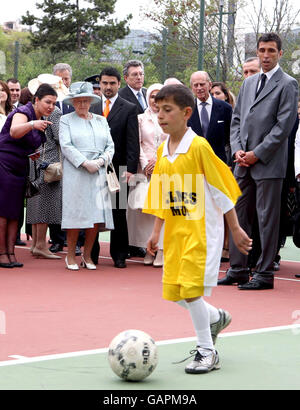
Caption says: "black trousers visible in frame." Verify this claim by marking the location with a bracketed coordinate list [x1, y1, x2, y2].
[229, 171, 283, 277]
[110, 208, 129, 262]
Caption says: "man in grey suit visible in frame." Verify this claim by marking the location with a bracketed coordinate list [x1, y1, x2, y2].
[218, 32, 298, 290]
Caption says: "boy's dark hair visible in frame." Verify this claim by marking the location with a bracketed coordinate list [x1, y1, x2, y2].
[99, 67, 121, 82]
[33, 83, 57, 102]
[257, 32, 282, 51]
[155, 84, 195, 110]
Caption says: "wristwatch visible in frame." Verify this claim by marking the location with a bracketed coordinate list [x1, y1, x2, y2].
[30, 120, 34, 129]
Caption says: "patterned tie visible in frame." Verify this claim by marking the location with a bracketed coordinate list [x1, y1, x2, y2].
[137, 91, 145, 111]
[255, 73, 267, 99]
[103, 99, 110, 118]
[200, 102, 209, 138]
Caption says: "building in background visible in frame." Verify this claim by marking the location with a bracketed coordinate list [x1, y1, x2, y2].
[1, 21, 26, 32]
[103, 29, 157, 63]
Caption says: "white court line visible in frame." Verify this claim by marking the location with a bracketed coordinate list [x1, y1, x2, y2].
[0, 324, 299, 368]
[275, 277, 300, 282]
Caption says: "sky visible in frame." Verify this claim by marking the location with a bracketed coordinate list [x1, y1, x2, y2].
[0, 0, 299, 32]
[0, 0, 156, 29]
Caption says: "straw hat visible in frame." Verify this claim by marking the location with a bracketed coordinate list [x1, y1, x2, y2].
[28, 74, 69, 101]
[63, 82, 101, 106]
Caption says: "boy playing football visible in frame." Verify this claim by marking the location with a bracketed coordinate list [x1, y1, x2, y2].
[144, 85, 252, 373]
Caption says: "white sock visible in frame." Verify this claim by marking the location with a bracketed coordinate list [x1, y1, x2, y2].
[176, 299, 220, 325]
[203, 301, 220, 324]
[176, 300, 188, 309]
[186, 298, 214, 350]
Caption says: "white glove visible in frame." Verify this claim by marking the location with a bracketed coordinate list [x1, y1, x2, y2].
[82, 160, 101, 174]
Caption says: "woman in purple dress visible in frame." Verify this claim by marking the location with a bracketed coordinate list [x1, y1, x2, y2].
[0, 84, 57, 268]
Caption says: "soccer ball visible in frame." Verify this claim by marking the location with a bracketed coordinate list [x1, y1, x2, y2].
[108, 329, 158, 381]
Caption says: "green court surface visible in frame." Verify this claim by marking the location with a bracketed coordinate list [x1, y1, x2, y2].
[0, 327, 299, 390]
[280, 237, 300, 262]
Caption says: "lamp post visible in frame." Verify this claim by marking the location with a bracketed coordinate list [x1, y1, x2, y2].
[198, 0, 205, 70]
[216, 0, 224, 81]
[162, 28, 167, 83]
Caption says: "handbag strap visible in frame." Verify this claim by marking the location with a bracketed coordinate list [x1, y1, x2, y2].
[33, 158, 38, 179]
[57, 145, 62, 163]
[42, 143, 45, 161]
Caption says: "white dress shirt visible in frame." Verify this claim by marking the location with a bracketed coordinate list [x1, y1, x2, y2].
[102, 93, 118, 113]
[257, 64, 280, 91]
[197, 94, 213, 126]
[128, 85, 147, 109]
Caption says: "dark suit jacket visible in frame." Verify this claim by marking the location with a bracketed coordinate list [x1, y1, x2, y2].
[90, 96, 139, 174]
[56, 101, 74, 115]
[118, 85, 147, 114]
[188, 96, 232, 164]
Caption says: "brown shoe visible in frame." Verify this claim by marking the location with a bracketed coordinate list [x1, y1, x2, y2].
[32, 249, 62, 259]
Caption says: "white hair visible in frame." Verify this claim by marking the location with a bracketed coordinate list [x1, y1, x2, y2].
[53, 63, 72, 77]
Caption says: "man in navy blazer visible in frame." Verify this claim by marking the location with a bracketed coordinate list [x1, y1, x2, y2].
[188, 71, 232, 164]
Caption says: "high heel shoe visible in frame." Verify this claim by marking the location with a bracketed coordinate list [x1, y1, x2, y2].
[32, 248, 62, 259]
[65, 256, 79, 271]
[144, 252, 154, 266]
[8, 253, 23, 268]
[0, 253, 14, 268]
[81, 257, 96, 270]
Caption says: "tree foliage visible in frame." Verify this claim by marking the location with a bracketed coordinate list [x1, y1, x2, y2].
[21, 0, 132, 59]
[142, 0, 300, 90]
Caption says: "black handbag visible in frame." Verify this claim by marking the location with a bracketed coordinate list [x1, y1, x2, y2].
[25, 160, 40, 199]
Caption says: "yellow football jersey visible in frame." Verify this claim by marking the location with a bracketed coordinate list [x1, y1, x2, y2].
[143, 130, 241, 301]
